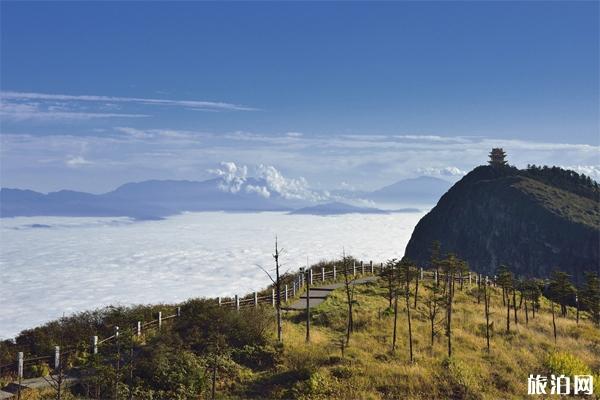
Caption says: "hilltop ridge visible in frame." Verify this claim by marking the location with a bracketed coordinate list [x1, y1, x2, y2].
[404, 163, 600, 282]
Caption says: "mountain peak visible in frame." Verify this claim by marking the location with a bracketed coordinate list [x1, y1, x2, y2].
[404, 164, 599, 281]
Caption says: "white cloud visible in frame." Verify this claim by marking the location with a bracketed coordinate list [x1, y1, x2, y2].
[3, 129, 598, 193]
[255, 164, 325, 202]
[417, 166, 468, 178]
[208, 162, 248, 193]
[562, 165, 600, 181]
[1, 91, 257, 112]
[0, 100, 148, 121]
[0, 211, 425, 338]
[66, 156, 93, 167]
[206, 161, 326, 202]
[245, 184, 271, 198]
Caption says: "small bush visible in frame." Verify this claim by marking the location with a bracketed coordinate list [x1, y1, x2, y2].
[331, 365, 353, 379]
[544, 351, 591, 376]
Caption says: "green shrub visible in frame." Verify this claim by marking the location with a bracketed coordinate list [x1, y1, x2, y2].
[331, 365, 353, 379]
[232, 344, 280, 370]
[544, 351, 591, 376]
[30, 362, 50, 377]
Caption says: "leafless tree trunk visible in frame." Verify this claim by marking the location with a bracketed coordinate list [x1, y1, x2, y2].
[512, 288, 518, 325]
[305, 268, 311, 343]
[413, 270, 419, 309]
[477, 274, 481, 304]
[405, 267, 413, 362]
[506, 296, 511, 333]
[446, 270, 454, 358]
[273, 238, 282, 342]
[484, 283, 491, 353]
[551, 301, 557, 343]
[211, 354, 217, 400]
[392, 291, 398, 354]
[342, 252, 355, 344]
[256, 237, 286, 342]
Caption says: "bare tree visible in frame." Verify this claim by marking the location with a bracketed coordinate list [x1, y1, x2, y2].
[208, 334, 228, 400]
[506, 295, 511, 333]
[430, 241, 442, 288]
[551, 300, 557, 343]
[400, 260, 415, 362]
[483, 280, 491, 353]
[256, 237, 286, 342]
[413, 265, 420, 309]
[418, 282, 445, 350]
[512, 286, 518, 325]
[44, 315, 67, 400]
[380, 259, 396, 309]
[441, 253, 460, 357]
[341, 251, 357, 344]
[392, 288, 399, 354]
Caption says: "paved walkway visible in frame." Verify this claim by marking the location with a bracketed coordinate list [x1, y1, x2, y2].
[1, 375, 77, 399]
[285, 276, 377, 310]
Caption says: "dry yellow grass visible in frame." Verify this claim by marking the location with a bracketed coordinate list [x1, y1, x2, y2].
[260, 279, 600, 399]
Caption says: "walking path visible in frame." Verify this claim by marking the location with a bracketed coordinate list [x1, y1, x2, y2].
[285, 276, 377, 310]
[0, 375, 77, 399]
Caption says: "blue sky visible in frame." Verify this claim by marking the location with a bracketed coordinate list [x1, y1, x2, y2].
[1, 2, 598, 193]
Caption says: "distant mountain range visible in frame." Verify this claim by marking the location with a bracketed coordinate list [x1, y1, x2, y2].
[404, 164, 600, 281]
[290, 202, 389, 215]
[0, 176, 450, 219]
[332, 176, 452, 204]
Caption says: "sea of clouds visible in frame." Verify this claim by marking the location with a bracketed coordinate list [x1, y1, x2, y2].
[0, 211, 425, 339]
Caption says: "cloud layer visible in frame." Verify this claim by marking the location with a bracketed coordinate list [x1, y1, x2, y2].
[1, 128, 598, 194]
[0, 91, 256, 121]
[208, 162, 326, 202]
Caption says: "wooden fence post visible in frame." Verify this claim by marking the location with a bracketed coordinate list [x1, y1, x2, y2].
[272, 289, 275, 307]
[309, 269, 313, 285]
[177, 306, 181, 317]
[420, 267, 424, 280]
[469, 272, 472, 286]
[362, 261, 365, 275]
[333, 265, 337, 280]
[218, 297, 222, 307]
[254, 291, 258, 307]
[54, 346, 60, 370]
[353, 261, 357, 276]
[158, 312, 162, 330]
[17, 351, 23, 379]
[137, 321, 141, 337]
[293, 281, 296, 297]
[235, 294, 240, 311]
[92, 336, 98, 355]
[285, 285, 289, 302]
[322, 267, 325, 282]
[370, 261, 374, 274]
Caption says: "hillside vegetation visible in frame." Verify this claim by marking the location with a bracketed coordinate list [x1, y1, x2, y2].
[405, 165, 600, 281]
[2, 265, 599, 399]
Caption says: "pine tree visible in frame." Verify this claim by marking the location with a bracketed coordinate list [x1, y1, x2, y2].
[580, 272, 600, 326]
[548, 270, 576, 317]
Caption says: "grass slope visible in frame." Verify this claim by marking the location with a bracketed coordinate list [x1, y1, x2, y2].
[236, 279, 600, 399]
[514, 177, 600, 229]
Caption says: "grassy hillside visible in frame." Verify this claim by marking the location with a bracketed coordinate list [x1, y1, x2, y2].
[3, 273, 599, 399]
[241, 281, 600, 400]
[514, 176, 600, 229]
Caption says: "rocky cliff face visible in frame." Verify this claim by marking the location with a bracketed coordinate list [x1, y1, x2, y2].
[404, 165, 599, 284]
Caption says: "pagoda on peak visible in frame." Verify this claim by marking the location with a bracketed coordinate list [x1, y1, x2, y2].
[489, 148, 507, 167]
